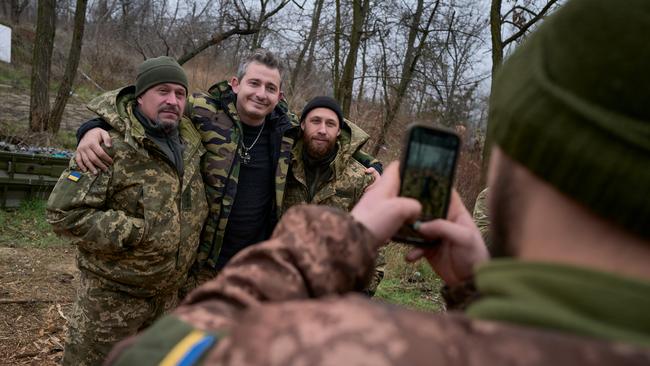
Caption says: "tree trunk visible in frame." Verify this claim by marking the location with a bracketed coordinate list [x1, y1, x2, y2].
[481, 0, 503, 183]
[49, 0, 88, 134]
[332, 0, 341, 101]
[10, 0, 29, 24]
[338, 0, 369, 117]
[372, 0, 438, 156]
[29, 0, 56, 133]
[290, 0, 324, 92]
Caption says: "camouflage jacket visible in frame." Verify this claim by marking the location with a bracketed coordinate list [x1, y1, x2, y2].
[472, 187, 490, 248]
[282, 120, 374, 212]
[47, 87, 208, 297]
[108, 205, 650, 365]
[187, 81, 298, 267]
[282, 121, 382, 294]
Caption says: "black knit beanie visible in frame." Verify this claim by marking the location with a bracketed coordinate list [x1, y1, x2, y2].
[300, 96, 344, 126]
[489, 0, 650, 239]
[135, 56, 188, 97]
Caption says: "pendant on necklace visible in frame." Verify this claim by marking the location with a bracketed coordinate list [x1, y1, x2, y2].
[239, 147, 251, 165]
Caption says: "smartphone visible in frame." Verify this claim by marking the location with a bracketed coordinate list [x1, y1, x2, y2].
[393, 124, 460, 246]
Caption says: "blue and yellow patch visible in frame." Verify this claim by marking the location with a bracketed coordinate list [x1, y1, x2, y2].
[160, 330, 217, 366]
[67, 171, 82, 182]
[112, 316, 220, 366]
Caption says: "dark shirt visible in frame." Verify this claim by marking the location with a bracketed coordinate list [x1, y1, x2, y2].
[215, 122, 274, 270]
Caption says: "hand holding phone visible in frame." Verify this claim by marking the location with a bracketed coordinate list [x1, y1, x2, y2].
[393, 124, 460, 246]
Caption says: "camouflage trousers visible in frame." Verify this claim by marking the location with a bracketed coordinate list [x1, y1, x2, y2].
[62, 271, 179, 366]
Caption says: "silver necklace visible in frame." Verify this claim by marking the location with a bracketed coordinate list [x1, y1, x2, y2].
[238, 122, 265, 165]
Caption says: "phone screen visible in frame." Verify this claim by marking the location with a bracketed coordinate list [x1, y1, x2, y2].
[395, 125, 459, 245]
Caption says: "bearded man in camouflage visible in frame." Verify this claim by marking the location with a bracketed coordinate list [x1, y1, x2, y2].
[282, 96, 384, 295]
[47, 56, 208, 366]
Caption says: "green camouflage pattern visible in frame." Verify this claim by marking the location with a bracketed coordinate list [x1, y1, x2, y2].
[47, 86, 209, 297]
[62, 271, 178, 366]
[282, 120, 383, 294]
[472, 187, 490, 248]
[187, 81, 298, 267]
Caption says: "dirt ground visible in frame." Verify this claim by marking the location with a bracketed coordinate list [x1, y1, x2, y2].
[0, 245, 78, 366]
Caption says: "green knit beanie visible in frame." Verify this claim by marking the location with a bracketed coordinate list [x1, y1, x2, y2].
[489, 0, 650, 239]
[135, 56, 188, 97]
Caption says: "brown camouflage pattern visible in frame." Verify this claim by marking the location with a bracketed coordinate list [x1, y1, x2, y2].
[47, 86, 208, 296]
[472, 187, 490, 248]
[186, 80, 298, 267]
[108, 205, 650, 365]
[63, 271, 178, 366]
[282, 120, 383, 295]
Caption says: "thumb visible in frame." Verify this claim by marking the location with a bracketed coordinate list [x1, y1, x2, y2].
[101, 130, 112, 147]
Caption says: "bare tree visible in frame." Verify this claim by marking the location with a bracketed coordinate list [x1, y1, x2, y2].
[372, 0, 440, 156]
[29, 0, 56, 133]
[49, 0, 88, 134]
[290, 0, 324, 93]
[177, 0, 291, 65]
[336, 0, 369, 116]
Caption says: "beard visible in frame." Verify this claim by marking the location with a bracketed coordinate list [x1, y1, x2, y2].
[304, 136, 337, 159]
[156, 106, 181, 133]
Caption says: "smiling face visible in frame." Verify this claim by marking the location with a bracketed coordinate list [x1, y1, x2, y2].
[301, 107, 341, 159]
[136, 82, 187, 131]
[231, 62, 282, 126]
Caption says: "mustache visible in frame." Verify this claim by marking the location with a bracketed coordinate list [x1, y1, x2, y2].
[158, 106, 180, 115]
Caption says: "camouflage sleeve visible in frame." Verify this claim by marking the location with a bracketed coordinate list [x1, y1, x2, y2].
[472, 187, 490, 248]
[352, 149, 383, 174]
[46, 157, 146, 253]
[107, 205, 380, 363]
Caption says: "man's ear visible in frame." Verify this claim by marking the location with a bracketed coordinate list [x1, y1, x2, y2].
[279, 90, 285, 100]
[136, 96, 143, 107]
[300, 121, 305, 131]
[230, 77, 240, 93]
[337, 127, 341, 137]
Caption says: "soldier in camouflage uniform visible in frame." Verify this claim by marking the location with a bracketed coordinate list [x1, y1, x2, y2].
[106, 1, 650, 364]
[472, 187, 490, 248]
[47, 57, 208, 366]
[74, 50, 382, 293]
[282, 96, 384, 295]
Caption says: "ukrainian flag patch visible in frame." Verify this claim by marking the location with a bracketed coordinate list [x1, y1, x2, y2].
[67, 171, 82, 182]
[160, 330, 217, 366]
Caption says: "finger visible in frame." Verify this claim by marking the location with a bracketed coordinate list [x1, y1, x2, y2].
[405, 248, 425, 262]
[90, 143, 113, 167]
[80, 152, 98, 175]
[100, 130, 113, 148]
[75, 152, 87, 172]
[418, 219, 474, 245]
[447, 189, 471, 222]
[371, 161, 401, 197]
[87, 151, 109, 172]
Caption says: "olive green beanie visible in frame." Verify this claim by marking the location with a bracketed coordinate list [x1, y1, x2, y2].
[135, 56, 188, 97]
[489, 0, 650, 239]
